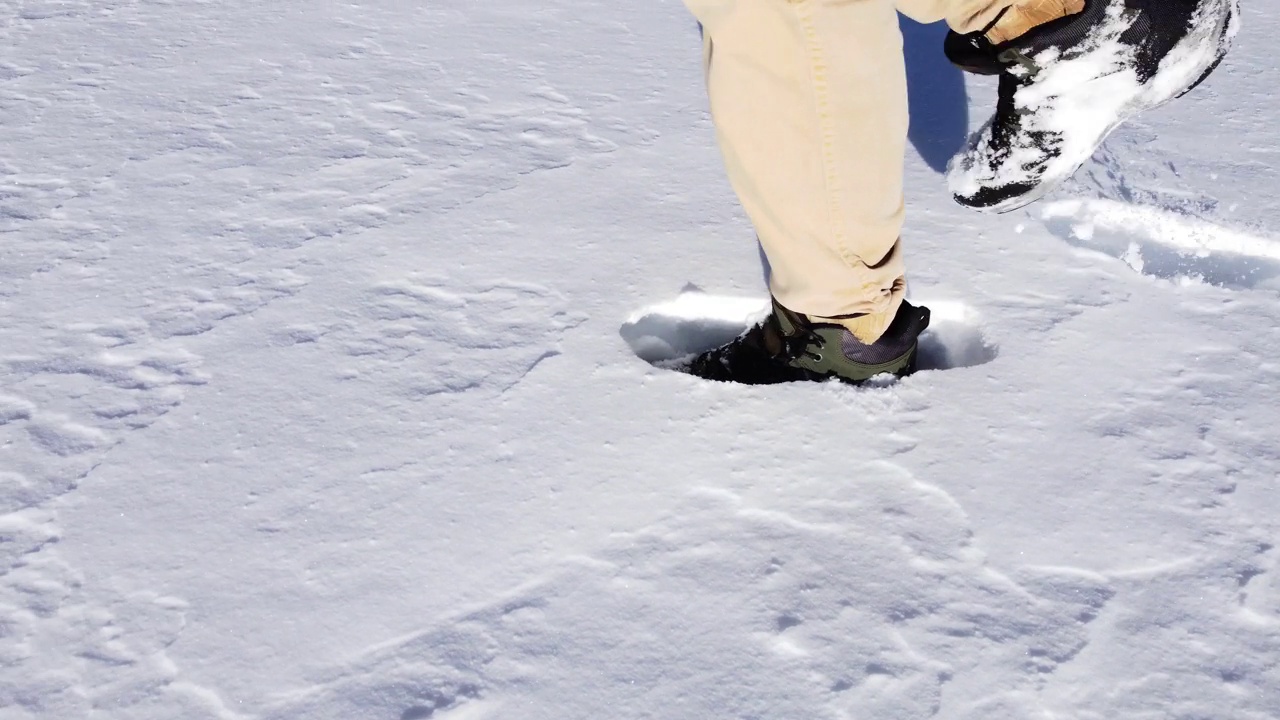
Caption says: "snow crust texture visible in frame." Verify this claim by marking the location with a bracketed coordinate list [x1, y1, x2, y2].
[2, 0, 1279, 718]
[264, 479, 1280, 720]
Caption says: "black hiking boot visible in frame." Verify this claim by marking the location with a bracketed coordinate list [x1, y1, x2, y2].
[945, 0, 1240, 213]
[675, 298, 931, 386]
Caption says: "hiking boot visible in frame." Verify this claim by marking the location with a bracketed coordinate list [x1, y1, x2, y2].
[945, 0, 1241, 213]
[675, 298, 931, 386]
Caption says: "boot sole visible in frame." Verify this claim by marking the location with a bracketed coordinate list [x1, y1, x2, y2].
[830, 343, 920, 384]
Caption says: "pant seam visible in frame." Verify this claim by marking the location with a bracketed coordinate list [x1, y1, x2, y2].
[790, 0, 857, 269]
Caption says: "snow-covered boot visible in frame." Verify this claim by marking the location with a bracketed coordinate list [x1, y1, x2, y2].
[945, 0, 1241, 212]
[676, 298, 931, 386]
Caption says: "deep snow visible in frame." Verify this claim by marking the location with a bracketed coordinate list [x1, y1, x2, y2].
[1, 1, 1278, 718]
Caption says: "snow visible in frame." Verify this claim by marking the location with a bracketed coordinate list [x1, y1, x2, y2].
[1, 1, 1278, 719]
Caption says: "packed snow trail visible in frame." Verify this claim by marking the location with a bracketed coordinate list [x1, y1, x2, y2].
[1, 1, 1278, 718]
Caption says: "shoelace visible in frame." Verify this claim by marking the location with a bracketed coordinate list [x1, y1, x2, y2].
[779, 323, 826, 364]
[951, 8, 1045, 80]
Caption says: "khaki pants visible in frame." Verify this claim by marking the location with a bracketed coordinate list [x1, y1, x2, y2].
[685, 0, 1012, 340]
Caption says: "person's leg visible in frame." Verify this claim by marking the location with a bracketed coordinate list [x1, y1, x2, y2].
[684, 0, 910, 344]
[682, 0, 1083, 345]
[896, 0, 1083, 41]
[895, 0, 1010, 31]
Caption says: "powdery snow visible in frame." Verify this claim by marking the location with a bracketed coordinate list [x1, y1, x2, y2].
[1, 1, 1278, 719]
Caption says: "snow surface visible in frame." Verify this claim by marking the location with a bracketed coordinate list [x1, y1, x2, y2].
[2, 1, 1278, 719]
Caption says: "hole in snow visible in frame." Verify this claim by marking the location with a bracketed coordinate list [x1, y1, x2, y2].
[620, 292, 998, 372]
[619, 293, 768, 364]
[912, 298, 1001, 371]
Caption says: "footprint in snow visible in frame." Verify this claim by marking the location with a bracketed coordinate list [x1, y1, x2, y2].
[620, 291, 998, 375]
[1042, 198, 1280, 290]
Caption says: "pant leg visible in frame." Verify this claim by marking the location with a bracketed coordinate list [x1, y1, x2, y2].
[684, 0, 911, 336]
[895, 0, 1015, 31]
